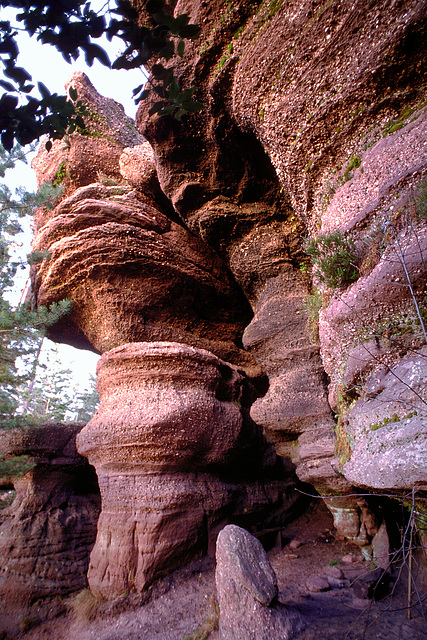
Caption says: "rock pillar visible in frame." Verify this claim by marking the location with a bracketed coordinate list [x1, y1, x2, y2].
[77, 342, 295, 597]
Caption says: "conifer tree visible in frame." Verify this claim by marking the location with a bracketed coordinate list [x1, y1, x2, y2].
[0, 144, 71, 476]
[20, 346, 99, 422]
[73, 374, 99, 423]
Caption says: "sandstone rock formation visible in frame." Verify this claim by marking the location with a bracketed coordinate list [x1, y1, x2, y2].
[0, 424, 100, 618]
[26, 0, 427, 604]
[216, 524, 303, 639]
[29, 71, 301, 599]
[134, 0, 427, 540]
[30, 179, 257, 371]
[32, 72, 144, 193]
[76, 342, 295, 597]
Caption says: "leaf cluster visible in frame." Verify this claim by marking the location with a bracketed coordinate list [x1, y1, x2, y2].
[0, 453, 32, 479]
[305, 230, 359, 289]
[0, 0, 204, 150]
[109, 0, 203, 119]
[110, 0, 199, 71]
[145, 74, 203, 120]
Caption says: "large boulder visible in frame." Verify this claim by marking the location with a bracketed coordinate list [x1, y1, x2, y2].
[215, 524, 303, 640]
[0, 424, 100, 617]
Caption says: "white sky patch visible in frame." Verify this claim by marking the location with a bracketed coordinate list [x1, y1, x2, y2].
[2, 1, 146, 119]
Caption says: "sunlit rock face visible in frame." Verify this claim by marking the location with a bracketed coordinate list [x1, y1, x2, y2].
[32, 72, 144, 194]
[30, 181, 257, 372]
[76, 342, 295, 597]
[0, 424, 100, 612]
[134, 0, 427, 544]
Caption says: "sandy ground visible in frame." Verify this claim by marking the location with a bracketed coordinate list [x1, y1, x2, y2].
[8, 502, 427, 640]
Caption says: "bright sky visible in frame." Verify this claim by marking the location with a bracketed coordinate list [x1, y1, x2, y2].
[3, 0, 146, 190]
[2, 1, 148, 385]
[9, 3, 146, 118]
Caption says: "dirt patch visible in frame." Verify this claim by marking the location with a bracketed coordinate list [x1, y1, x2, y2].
[14, 502, 427, 640]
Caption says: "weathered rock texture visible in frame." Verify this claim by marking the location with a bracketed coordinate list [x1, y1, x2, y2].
[29, 71, 300, 599]
[0, 424, 100, 614]
[134, 0, 427, 523]
[32, 72, 143, 193]
[216, 524, 303, 639]
[76, 342, 295, 597]
[342, 347, 427, 491]
[28, 0, 427, 600]
[31, 179, 257, 371]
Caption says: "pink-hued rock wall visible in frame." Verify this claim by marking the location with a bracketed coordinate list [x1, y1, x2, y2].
[77, 342, 295, 597]
[0, 424, 100, 617]
[25, 0, 427, 598]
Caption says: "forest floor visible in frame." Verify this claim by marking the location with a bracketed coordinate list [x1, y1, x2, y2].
[10, 501, 427, 640]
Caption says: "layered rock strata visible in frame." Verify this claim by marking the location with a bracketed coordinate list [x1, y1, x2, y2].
[76, 342, 295, 597]
[134, 0, 427, 533]
[0, 424, 100, 612]
[31, 180, 256, 372]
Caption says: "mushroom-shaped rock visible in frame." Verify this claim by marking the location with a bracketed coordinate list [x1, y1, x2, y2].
[31, 182, 257, 373]
[76, 342, 296, 598]
[77, 342, 262, 471]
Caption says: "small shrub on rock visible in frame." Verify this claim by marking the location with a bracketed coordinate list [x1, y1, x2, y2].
[305, 230, 359, 288]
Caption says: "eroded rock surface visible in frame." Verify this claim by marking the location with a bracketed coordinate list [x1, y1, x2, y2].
[26, 0, 427, 603]
[216, 524, 303, 640]
[0, 424, 100, 615]
[32, 72, 143, 192]
[76, 342, 296, 597]
[135, 0, 427, 518]
[31, 181, 257, 372]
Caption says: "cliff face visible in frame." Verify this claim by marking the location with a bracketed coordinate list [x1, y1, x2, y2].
[134, 0, 427, 537]
[26, 0, 427, 598]
[29, 73, 297, 598]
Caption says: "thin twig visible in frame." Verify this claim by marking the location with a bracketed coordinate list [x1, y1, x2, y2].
[408, 493, 414, 619]
[385, 219, 427, 344]
[334, 291, 427, 407]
